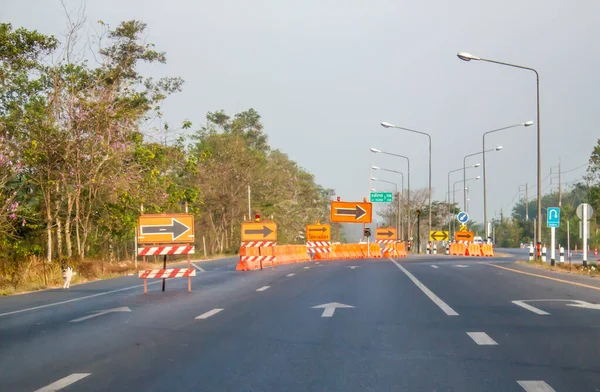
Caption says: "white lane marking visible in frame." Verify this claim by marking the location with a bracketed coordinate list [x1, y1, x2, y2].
[191, 262, 205, 272]
[195, 308, 224, 320]
[303, 266, 310, 269]
[431, 265, 439, 269]
[286, 273, 295, 277]
[69, 306, 131, 323]
[256, 286, 270, 292]
[512, 300, 550, 315]
[311, 302, 354, 317]
[34, 373, 91, 392]
[390, 258, 459, 316]
[347, 266, 361, 270]
[0, 281, 162, 318]
[517, 380, 556, 391]
[453, 265, 468, 268]
[467, 332, 498, 345]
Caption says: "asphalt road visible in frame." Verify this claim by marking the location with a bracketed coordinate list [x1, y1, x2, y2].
[1, 253, 599, 391]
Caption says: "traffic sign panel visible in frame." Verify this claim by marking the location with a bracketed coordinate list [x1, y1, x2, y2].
[241, 222, 277, 242]
[138, 214, 194, 244]
[370, 192, 393, 203]
[306, 224, 331, 242]
[457, 212, 469, 224]
[429, 231, 449, 241]
[547, 207, 560, 228]
[576, 203, 594, 220]
[455, 231, 474, 242]
[376, 227, 396, 240]
[459, 225, 468, 232]
[330, 201, 372, 223]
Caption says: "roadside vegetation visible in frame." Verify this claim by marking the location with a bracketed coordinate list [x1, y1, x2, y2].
[518, 259, 599, 278]
[0, 16, 332, 293]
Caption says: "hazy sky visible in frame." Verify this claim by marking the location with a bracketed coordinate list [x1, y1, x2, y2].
[3, 0, 599, 226]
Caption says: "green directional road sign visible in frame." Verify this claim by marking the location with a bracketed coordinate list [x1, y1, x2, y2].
[370, 192, 393, 203]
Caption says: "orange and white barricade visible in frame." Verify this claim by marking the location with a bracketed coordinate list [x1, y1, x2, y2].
[306, 241, 332, 260]
[236, 241, 277, 271]
[138, 268, 196, 294]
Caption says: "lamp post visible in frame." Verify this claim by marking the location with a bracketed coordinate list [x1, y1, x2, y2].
[463, 146, 502, 212]
[453, 177, 481, 216]
[370, 148, 411, 240]
[372, 166, 404, 239]
[481, 122, 533, 241]
[380, 122, 432, 236]
[448, 163, 480, 238]
[458, 51, 541, 245]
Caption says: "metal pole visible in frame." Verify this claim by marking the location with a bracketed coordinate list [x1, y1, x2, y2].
[567, 220, 571, 263]
[525, 183, 529, 221]
[463, 156, 467, 212]
[550, 226, 555, 266]
[134, 227, 138, 269]
[248, 185, 251, 218]
[583, 205, 588, 266]
[162, 254, 167, 292]
[483, 133, 488, 241]
[417, 212, 421, 254]
[428, 137, 432, 236]
[397, 191, 401, 240]
[536, 72, 541, 246]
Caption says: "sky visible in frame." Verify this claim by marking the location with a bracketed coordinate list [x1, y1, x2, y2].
[3, 0, 599, 229]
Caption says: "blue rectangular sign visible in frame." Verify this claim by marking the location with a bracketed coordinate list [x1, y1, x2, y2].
[547, 207, 560, 228]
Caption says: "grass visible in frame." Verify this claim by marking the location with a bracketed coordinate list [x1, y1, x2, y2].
[0, 253, 230, 296]
[518, 259, 599, 278]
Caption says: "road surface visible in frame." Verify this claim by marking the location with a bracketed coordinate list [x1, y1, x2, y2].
[1, 253, 599, 391]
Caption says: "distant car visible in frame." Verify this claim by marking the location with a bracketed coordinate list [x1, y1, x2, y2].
[473, 236, 484, 245]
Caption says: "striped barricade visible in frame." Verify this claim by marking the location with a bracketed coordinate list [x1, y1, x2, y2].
[138, 268, 196, 294]
[138, 245, 195, 256]
[306, 241, 332, 260]
[236, 241, 276, 271]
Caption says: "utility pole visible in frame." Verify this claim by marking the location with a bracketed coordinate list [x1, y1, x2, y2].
[558, 159, 562, 207]
[525, 183, 529, 221]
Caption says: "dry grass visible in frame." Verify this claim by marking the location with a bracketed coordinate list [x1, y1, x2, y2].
[518, 259, 599, 278]
[0, 254, 227, 296]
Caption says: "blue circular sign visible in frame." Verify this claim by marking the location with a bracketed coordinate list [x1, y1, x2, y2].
[457, 212, 469, 224]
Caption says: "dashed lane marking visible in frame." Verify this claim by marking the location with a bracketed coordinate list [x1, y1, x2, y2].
[34, 373, 91, 392]
[517, 380, 556, 391]
[256, 286, 270, 292]
[191, 263, 206, 272]
[195, 308, 224, 320]
[467, 332, 498, 345]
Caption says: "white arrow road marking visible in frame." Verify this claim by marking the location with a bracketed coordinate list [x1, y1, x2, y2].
[195, 308, 223, 319]
[256, 286, 270, 292]
[517, 380, 556, 392]
[390, 258, 458, 316]
[453, 265, 468, 268]
[512, 301, 550, 315]
[34, 373, 91, 392]
[467, 332, 498, 345]
[191, 262, 205, 272]
[69, 307, 131, 323]
[565, 300, 600, 310]
[431, 265, 439, 269]
[311, 302, 354, 317]
[286, 273, 295, 277]
[347, 266, 361, 269]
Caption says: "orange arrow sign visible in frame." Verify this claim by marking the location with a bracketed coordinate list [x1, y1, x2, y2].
[306, 224, 331, 241]
[376, 228, 397, 240]
[455, 231, 474, 242]
[330, 201, 372, 223]
[138, 214, 194, 244]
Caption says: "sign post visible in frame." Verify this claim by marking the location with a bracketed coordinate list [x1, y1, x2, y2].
[576, 203, 594, 267]
[547, 207, 560, 266]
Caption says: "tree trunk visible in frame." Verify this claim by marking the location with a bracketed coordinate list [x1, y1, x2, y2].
[55, 183, 63, 259]
[65, 192, 74, 258]
[46, 202, 52, 263]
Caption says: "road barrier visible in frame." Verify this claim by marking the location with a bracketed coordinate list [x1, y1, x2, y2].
[236, 241, 277, 271]
[137, 245, 195, 256]
[395, 242, 408, 258]
[138, 268, 196, 294]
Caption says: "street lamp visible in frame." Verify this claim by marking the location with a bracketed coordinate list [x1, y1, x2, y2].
[453, 177, 481, 212]
[372, 166, 405, 239]
[458, 51, 542, 245]
[448, 163, 480, 237]
[463, 145, 502, 212]
[482, 122, 533, 241]
[370, 147, 411, 240]
[380, 122, 432, 236]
